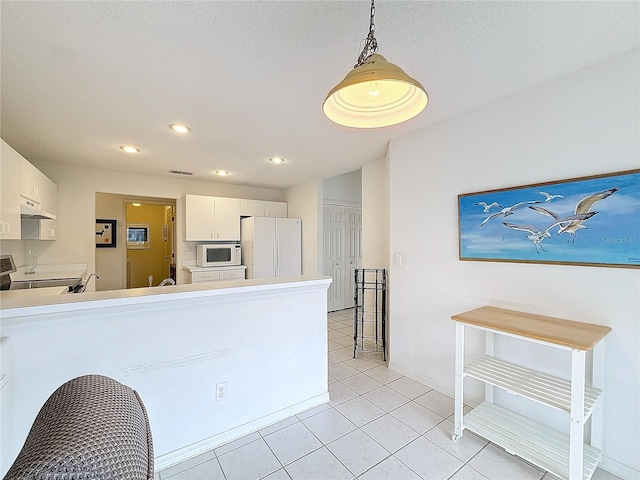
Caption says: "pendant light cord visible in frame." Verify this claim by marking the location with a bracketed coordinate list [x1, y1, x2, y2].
[355, 0, 378, 67]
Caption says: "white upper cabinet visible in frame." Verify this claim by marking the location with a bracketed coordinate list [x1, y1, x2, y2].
[185, 194, 215, 241]
[20, 157, 47, 203]
[22, 173, 57, 240]
[18, 148, 58, 216]
[263, 201, 287, 218]
[184, 194, 240, 241]
[240, 199, 287, 217]
[1, 139, 58, 240]
[0, 140, 22, 239]
[39, 175, 58, 217]
[239, 199, 264, 217]
[214, 197, 241, 240]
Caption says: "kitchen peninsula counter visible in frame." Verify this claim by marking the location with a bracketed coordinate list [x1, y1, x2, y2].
[0, 275, 326, 320]
[0, 275, 331, 476]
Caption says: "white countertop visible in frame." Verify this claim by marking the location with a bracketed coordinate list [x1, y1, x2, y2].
[182, 264, 247, 273]
[0, 275, 331, 319]
[0, 286, 68, 300]
[11, 263, 87, 282]
[11, 271, 86, 281]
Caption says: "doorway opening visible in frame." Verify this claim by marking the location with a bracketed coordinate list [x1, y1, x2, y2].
[322, 169, 363, 312]
[125, 202, 175, 288]
[95, 193, 176, 290]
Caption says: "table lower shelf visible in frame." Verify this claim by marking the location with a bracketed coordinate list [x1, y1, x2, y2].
[461, 402, 601, 480]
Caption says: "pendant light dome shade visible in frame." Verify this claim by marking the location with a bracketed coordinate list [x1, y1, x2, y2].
[323, 54, 428, 128]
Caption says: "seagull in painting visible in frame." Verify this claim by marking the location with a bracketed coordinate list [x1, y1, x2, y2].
[536, 191, 564, 202]
[473, 201, 502, 212]
[479, 201, 540, 227]
[503, 212, 597, 253]
[529, 187, 618, 242]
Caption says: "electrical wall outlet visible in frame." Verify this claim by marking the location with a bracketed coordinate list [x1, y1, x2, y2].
[216, 382, 227, 402]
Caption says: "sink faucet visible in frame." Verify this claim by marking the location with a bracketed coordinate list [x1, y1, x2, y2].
[76, 273, 99, 293]
[158, 278, 175, 286]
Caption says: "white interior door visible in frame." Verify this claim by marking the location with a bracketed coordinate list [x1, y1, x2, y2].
[324, 204, 362, 312]
[346, 207, 362, 307]
[324, 205, 346, 312]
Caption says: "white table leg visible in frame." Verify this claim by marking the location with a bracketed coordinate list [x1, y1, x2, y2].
[453, 322, 464, 441]
[569, 348, 586, 480]
[590, 342, 605, 454]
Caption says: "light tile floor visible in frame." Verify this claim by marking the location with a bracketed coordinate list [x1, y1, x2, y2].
[156, 309, 621, 480]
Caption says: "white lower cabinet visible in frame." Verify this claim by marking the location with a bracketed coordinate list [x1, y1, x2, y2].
[451, 306, 611, 480]
[184, 267, 246, 284]
[191, 270, 220, 283]
[218, 269, 245, 281]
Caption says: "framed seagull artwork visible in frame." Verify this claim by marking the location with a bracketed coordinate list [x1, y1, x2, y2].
[458, 169, 640, 268]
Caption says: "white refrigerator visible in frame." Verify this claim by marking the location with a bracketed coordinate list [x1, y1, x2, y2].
[240, 217, 302, 279]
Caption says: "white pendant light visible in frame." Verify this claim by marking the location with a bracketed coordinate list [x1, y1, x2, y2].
[323, 0, 428, 129]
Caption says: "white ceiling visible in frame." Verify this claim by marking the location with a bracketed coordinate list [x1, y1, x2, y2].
[1, 1, 638, 189]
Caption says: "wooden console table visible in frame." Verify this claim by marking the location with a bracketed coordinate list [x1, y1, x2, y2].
[451, 306, 611, 480]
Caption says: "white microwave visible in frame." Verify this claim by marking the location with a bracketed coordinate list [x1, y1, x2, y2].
[196, 243, 241, 267]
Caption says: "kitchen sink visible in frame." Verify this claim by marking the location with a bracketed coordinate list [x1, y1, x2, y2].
[9, 278, 82, 290]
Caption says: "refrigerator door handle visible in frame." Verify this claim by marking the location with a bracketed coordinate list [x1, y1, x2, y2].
[272, 231, 276, 277]
[275, 230, 279, 277]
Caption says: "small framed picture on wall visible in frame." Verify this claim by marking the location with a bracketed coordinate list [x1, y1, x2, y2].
[96, 219, 116, 248]
[126, 223, 150, 249]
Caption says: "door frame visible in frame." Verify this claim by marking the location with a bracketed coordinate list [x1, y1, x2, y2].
[121, 196, 176, 289]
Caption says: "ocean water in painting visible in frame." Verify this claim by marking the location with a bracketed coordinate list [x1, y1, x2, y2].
[458, 171, 640, 267]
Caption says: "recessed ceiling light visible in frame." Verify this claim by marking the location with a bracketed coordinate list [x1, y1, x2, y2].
[214, 170, 231, 176]
[268, 156, 286, 164]
[131, 203, 141, 207]
[119, 145, 140, 153]
[169, 123, 191, 134]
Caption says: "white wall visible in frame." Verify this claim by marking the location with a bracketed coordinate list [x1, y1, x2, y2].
[285, 180, 323, 275]
[323, 169, 362, 205]
[387, 49, 639, 477]
[0, 278, 330, 474]
[8, 161, 284, 287]
[362, 157, 389, 270]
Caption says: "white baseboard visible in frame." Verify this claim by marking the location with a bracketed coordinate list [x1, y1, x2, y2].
[388, 360, 463, 403]
[598, 457, 639, 480]
[154, 392, 330, 472]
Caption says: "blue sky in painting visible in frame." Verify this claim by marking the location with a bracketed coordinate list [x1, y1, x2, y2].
[458, 171, 640, 266]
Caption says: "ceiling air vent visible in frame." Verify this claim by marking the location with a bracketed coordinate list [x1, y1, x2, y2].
[169, 170, 193, 176]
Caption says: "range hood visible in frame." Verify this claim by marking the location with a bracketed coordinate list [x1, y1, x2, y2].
[20, 197, 56, 220]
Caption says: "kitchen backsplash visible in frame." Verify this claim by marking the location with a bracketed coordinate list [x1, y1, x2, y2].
[0, 239, 55, 270]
